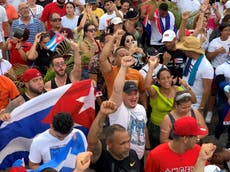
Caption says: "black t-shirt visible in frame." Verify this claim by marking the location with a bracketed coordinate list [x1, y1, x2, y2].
[34, 47, 54, 75]
[159, 47, 187, 78]
[90, 149, 141, 172]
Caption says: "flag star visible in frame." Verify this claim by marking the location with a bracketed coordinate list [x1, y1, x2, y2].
[76, 83, 95, 114]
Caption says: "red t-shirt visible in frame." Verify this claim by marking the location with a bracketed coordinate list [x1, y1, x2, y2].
[10, 41, 32, 66]
[145, 143, 201, 172]
[40, 2, 66, 30]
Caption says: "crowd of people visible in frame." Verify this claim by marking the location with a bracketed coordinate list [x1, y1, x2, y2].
[0, 0, 230, 171]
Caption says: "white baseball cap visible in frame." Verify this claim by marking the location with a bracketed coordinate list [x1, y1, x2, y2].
[225, 1, 230, 9]
[111, 17, 123, 25]
[204, 165, 221, 172]
[162, 30, 176, 42]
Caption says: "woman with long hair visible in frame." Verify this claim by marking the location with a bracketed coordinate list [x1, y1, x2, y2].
[145, 56, 196, 148]
[61, 2, 79, 30]
[27, 32, 53, 75]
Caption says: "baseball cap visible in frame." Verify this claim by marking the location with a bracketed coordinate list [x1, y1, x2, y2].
[174, 116, 208, 136]
[225, 1, 230, 9]
[162, 30, 176, 42]
[146, 48, 160, 57]
[123, 81, 138, 93]
[22, 68, 42, 82]
[111, 17, 123, 25]
[204, 165, 221, 172]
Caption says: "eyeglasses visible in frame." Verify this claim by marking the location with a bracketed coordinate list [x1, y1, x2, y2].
[87, 28, 96, 33]
[53, 61, 66, 68]
[51, 18, 62, 22]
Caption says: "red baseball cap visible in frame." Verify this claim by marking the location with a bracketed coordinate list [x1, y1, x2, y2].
[22, 68, 42, 82]
[174, 116, 208, 136]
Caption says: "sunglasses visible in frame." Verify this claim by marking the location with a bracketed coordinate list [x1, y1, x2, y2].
[53, 61, 66, 68]
[87, 28, 96, 33]
[52, 18, 62, 22]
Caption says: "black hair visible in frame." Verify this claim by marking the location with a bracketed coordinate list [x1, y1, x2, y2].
[77, 14, 83, 27]
[121, 0, 131, 5]
[113, 46, 126, 57]
[52, 112, 74, 135]
[120, 33, 135, 47]
[222, 14, 230, 23]
[104, 0, 114, 3]
[22, 28, 30, 41]
[66, 1, 75, 9]
[125, 8, 139, 19]
[40, 32, 50, 42]
[159, 2, 168, 11]
[219, 22, 230, 32]
[99, 32, 111, 43]
[156, 67, 171, 79]
[83, 23, 95, 33]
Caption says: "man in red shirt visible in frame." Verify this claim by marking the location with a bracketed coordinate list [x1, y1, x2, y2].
[40, 0, 66, 30]
[145, 116, 208, 172]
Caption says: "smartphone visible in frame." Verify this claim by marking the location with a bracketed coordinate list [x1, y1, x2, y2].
[132, 41, 137, 47]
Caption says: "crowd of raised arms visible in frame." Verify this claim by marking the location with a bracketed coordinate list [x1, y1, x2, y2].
[0, 0, 230, 171]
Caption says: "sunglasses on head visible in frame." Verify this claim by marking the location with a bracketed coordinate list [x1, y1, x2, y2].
[87, 28, 96, 32]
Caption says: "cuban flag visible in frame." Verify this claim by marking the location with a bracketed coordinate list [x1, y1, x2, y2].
[0, 79, 95, 170]
[45, 34, 65, 52]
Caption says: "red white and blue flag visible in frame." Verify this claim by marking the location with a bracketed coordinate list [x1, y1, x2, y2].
[0, 79, 95, 170]
[46, 34, 65, 52]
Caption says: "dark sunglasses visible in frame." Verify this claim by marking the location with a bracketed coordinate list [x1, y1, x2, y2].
[52, 18, 62, 22]
[87, 28, 96, 33]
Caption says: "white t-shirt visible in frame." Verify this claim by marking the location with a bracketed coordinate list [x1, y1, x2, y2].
[99, 12, 116, 31]
[29, 5, 44, 19]
[139, 64, 166, 80]
[215, 60, 230, 83]
[0, 6, 8, 42]
[109, 102, 147, 159]
[61, 15, 79, 30]
[208, 37, 230, 68]
[0, 59, 12, 75]
[171, 0, 200, 13]
[150, 11, 176, 46]
[29, 128, 87, 171]
[183, 55, 214, 109]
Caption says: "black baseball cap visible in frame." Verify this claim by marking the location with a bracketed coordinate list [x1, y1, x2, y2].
[123, 81, 138, 93]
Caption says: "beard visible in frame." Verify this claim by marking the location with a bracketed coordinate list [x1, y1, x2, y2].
[28, 84, 43, 95]
[57, 0, 65, 6]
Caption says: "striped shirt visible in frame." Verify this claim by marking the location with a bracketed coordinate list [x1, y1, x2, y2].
[10, 17, 44, 43]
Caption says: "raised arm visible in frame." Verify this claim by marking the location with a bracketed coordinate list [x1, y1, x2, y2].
[179, 78, 197, 104]
[87, 101, 118, 163]
[27, 33, 41, 60]
[100, 29, 124, 75]
[192, 143, 216, 172]
[69, 40, 82, 82]
[178, 11, 190, 41]
[145, 57, 158, 98]
[109, 55, 135, 106]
